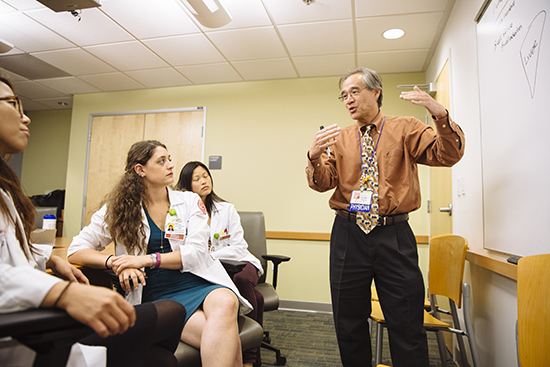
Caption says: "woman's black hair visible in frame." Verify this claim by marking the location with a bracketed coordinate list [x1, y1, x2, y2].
[176, 161, 225, 217]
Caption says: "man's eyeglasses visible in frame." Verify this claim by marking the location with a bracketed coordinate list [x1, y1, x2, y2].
[0, 96, 24, 117]
[338, 87, 368, 102]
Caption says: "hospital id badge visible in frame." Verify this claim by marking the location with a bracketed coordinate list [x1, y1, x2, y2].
[165, 210, 186, 240]
[349, 190, 373, 212]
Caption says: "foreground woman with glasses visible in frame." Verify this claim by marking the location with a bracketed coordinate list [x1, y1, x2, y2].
[0, 75, 186, 367]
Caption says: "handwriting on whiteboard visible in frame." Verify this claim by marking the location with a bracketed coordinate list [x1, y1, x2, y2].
[520, 11, 546, 98]
[489, 0, 546, 99]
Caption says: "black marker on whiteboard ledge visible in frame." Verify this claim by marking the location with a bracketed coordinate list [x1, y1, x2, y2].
[320, 126, 331, 157]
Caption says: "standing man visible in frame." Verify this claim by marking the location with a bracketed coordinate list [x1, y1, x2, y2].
[306, 67, 464, 367]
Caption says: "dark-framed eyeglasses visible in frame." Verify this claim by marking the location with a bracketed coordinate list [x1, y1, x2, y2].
[0, 95, 24, 117]
[338, 87, 368, 102]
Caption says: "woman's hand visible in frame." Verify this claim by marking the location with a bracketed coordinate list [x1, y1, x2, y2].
[118, 268, 147, 292]
[46, 255, 89, 284]
[55, 282, 136, 338]
[111, 254, 152, 275]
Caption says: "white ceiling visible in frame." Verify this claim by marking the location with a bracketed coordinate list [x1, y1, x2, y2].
[0, 0, 455, 111]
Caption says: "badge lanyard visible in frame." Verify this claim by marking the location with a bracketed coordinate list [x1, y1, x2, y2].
[358, 116, 386, 178]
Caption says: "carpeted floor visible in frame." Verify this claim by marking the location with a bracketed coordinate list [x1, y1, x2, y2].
[260, 309, 458, 367]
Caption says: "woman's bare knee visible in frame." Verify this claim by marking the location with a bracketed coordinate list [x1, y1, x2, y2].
[203, 288, 239, 317]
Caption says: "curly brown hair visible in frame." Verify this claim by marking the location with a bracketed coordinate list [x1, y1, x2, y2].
[103, 140, 166, 254]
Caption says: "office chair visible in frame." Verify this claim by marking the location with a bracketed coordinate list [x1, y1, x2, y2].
[370, 234, 481, 367]
[82, 265, 263, 367]
[516, 254, 550, 367]
[238, 211, 290, 366]
[0, 308, 93, 367]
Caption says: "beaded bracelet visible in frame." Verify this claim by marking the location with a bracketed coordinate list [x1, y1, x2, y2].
[53, 282, 72, 309]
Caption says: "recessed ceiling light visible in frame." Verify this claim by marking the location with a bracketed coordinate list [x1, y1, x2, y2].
[383, 28, 405, 40]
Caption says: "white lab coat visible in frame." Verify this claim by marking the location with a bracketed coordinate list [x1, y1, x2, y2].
[0, 189, 106, 367]
[68, 189, 252, 315]
[209, 202, 263, 276]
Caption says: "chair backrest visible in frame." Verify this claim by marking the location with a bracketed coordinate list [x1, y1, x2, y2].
[238, 211, 268, 283]
[517, 254, 550, 367]
[428, 233, 468, 308]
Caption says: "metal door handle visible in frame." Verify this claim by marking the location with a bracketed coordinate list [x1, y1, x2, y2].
[439, 203, 452, 216]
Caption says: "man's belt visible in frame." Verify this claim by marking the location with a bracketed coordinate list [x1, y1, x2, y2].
[336, 209, 409, 226]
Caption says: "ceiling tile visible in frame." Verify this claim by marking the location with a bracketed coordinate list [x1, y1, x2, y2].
[79, 72, 146, 91]
[278, 20, 354, 56]
[83, 41, 170, 71]
[24, 7, 134, 46]
[19, 95, 51, 111]
[35, 76, 101, 94]
[0, 2, 16, 13]
[356, 0, 449, 17]
[206, 27, 287, 61]
[356, 12, 443, 52]
[100, 0, 199, 39]
[358, 49, 429, 73]
[1, 0, 43, 12]
[232, 58, 297, 81]
[11, 80, 67, 99]
[188, 0, 271, 31]
[1, 47, 23, 56]
[293, 54, 355, 77]
[0, 12, 74, 52]
[124, 68, 192, 88]
[176, 63, 242, 84]
[0, 53, 70, 79]
[0, 67, 27, 81]
[263, 0, 352, 24]
[143, 34, 225, 66]
[32, 48, 117, 75]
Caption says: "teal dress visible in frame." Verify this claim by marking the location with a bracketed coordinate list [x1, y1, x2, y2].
[141, 208, 224, 322]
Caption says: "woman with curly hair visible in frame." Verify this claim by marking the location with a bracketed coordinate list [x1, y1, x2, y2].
[68, 140, 251, 367]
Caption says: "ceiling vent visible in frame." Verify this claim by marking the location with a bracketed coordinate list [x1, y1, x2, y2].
[36, 0, 102, 12]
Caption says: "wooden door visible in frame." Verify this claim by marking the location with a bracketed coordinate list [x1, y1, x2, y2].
[83, 109, 204, 227]
[144, 110, 204, 179]
[84, 114, 145, 226]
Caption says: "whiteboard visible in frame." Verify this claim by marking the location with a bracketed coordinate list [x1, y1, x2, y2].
[476, 0, 550, 256]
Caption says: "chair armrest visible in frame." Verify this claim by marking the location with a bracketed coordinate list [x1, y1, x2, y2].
[0, 308, 88, 339]
[261, 254, 291, 290]
[221, 259, 247, 279]
[0, 308, 93, 362]
[262, 254, 291, 266]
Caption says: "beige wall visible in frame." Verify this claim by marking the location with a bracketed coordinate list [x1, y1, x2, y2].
[58, 72, 429, 304]
[20, 109, 71, 196]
